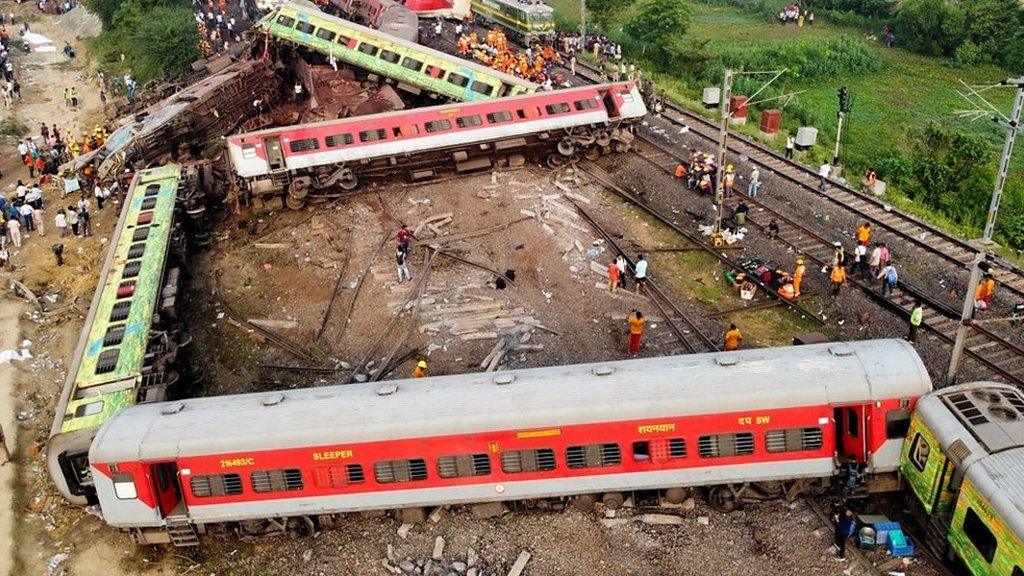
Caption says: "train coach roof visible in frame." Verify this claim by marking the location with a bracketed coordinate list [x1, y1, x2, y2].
[91, 339, 931, 462]
[914, 383, 1024, 537]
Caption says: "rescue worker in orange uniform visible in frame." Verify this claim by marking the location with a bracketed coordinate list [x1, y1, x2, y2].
[724, 324, 743, 351]
[412, 360, 427, 378]
[829, 264, 847, 299]
[793, 258, 806, 297]
[856, 222, 871, 246]
[674, 163, 687, 179]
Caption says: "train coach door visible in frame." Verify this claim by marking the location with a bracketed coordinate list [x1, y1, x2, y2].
[264, 137, 285, 172]
[835, 406, 868, 463]
[151, 462, 184, 517]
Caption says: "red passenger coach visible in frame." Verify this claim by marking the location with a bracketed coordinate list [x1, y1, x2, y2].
[226, 82, 645, 204]
[89, 339, 931, 546]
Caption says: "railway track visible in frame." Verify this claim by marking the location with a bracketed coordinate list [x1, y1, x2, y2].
[579, 160, 825, 327]
[634, 133, 1024, 386]
[570, 62, 1024, 298]
[564, 61, 1024, 384]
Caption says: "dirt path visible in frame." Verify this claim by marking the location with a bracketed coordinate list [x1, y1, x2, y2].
[0, 300, 26, 576]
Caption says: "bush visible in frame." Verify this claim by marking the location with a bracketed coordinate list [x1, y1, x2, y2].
[952, 40, 982, 67]
[893, 0, 965, 57]
[0, 116, 29, 138]
[698, 35, 879, 83]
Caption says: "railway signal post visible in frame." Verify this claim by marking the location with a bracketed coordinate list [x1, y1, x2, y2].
[948, 77, 1024, 382]
[833, 86, 851, 165]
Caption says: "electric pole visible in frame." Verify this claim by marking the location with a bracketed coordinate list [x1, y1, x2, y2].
[947, 77, 1024, 382]
[711, 69, 734, 247]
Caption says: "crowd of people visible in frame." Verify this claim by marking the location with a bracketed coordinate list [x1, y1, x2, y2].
[195, 0, 242, 57]
[456, 28, 562, 84]
[777, 2, 814, 26]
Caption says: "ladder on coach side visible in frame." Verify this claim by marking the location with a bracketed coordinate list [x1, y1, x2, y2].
[165, 515, 200, 547]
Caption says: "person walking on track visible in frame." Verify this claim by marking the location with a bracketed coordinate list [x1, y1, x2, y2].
[627, 310, 645, 356]
[909, 301, 923, 343]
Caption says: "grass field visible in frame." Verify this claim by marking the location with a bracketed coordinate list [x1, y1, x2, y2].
[552, 1, 1022, 251]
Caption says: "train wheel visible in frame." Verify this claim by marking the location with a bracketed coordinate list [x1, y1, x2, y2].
[708, 486, 738, 513]
[289, 176, 311, 199]
[238, 519, 271, 536]
[339, 170, 359, 191]
[546, 154, 566, 169]
[285, 194, 306, 210]
[664, 487, 688, 505]
[595, 131, 612, 148]
[584, 147, 601, 161]
[602, 492, 625, 510]
[572, 494, 598, 511]
[557, 139, 577, 157]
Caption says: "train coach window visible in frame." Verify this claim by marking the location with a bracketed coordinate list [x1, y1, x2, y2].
[356, 43, 379, 57]
[326, 133, 354, 147]
[112, 473, 137, 500]
[886, 409, 912, 439]
[1012, 567, 1023, 576]
[110, 300, 132, 322]
[487, 110, 514, 124]
[456, 115, 483, 128]
[401, 57, 424, 72]
[132, 227, 150, 242]
[668, 438, 687, 458]
[250, 469, 304, 493]
[500, 449, 556, 473]
[447, 73, 470, 88]
[359, 129, 387, 143]
[337, 34, 353, 47]
[545, 102, 571, 115]
[425, 119, 452, 133]
[95, 349, 120, 375]
[313, 464, 364, 488]
[379, 50, 401, 64]
[908, 433, 930, 472]
[470, 81, 493, 96]
[315, 28, 336, 42]
[374, 459, 428, 483]
[289, 138, 320, 153]
[72, 401, 104, 418]
[765, 427, 824, 453]
[275, 15, 296, 27]
[241, 144, 257, 160]
[437, 453, 492, 478]
[295, 21, 315, 34]
[122, 260, 142, 279]
[964, 508, 998, 563]
[144, 184, 160, 197]
[190, 473, 243, 498]
[566, 443, 621, 469]
[574, 98, 600, 111]
[698, 432, 755, 458]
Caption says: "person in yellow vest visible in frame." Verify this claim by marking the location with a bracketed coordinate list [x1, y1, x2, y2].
[412, 360, 427, 378]
[793, 258, 806, 297]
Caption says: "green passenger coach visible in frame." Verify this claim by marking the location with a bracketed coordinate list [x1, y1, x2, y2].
[258, 2, 537, 102]
[901, 382, 1024, 576]
[48, 165, 189, 505]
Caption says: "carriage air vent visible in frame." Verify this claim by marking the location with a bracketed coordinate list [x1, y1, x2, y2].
[988, 405, 1018, 423]
[828, 344, 854, 357]
[947, 393, 990, 426]
[715, 356, 738, 367]
[160, 402, 185, 415]
[592, 366, 614, 376]
[1004, 389, 1024, 418]
[377, 383, 398, 396]
[493, 374, 515, 386]
[972, 390, 1002, 404]
[261, 394, 284, 406]
[948, 439, 971, 463]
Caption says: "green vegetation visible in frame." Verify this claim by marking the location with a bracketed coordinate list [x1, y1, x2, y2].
[0, 116, 29, 138]
[562, 0, 1024, 255]
[83, 0, 199, 83]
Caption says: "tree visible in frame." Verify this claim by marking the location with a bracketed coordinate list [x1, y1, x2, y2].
[130, 5, 199, 80]
[622, 0, 690, 66]
[893, 0, 965, 57]
[964, 0, 1022, 63]
[587, 0, 625, 30]
[84, 0, 126, 29]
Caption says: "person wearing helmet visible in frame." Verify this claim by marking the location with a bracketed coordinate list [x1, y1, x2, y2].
[793, 258, 806, 297]
[412, 360, 427, 378]
[723, 164, 736, 198]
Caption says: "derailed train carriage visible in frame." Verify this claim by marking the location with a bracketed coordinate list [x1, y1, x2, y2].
[47, 165, 209, 506]
[87, 340, 932, 546]
[225, 81, 645, 207]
